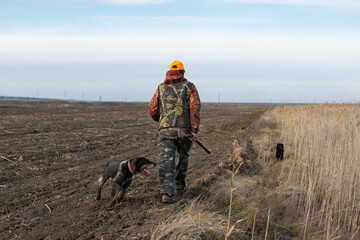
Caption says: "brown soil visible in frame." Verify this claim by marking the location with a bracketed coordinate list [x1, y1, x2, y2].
[0, 101, 270, 240]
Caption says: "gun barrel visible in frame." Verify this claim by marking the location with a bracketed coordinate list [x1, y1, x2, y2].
[196, 140, 211, 154]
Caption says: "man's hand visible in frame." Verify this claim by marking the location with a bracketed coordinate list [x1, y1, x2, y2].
[189, 133, 198, 142]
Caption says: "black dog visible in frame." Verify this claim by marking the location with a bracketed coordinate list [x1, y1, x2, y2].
[96, 157, 156, 207]
[276, 143, 284, 160]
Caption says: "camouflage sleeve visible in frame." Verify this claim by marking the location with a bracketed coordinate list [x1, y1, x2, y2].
[190, 84, 201, 133]
[149, 88, 160, 122]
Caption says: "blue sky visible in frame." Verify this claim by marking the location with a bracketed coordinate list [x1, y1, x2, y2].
[0, 0, 359, 102]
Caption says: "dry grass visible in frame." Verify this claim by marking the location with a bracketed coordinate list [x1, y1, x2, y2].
[272, 104, 360, 239]
[150, 201, 229, 240]
[225, 140, 247, 239]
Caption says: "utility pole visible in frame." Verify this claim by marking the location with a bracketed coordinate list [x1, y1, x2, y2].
[218, 92, 220, 104]
[99, 95, 102, 102]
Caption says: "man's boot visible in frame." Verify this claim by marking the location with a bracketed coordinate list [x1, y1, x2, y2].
[161, 194, 177, 204]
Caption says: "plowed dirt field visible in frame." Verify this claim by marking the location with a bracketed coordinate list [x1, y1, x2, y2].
[0, 101, 270, 239]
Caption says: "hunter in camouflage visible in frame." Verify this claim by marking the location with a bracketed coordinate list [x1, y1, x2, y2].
[149, 60, 201, 204]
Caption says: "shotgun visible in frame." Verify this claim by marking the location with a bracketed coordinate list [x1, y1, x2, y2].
[177, 128, 211, 154]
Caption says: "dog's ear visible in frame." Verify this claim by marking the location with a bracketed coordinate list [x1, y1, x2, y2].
[130, 158, 139, 174]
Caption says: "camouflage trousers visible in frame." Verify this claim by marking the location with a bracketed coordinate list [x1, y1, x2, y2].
[158, 128, 192, 196]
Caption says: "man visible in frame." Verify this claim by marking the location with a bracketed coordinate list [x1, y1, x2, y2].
[149, 60, 201, 204]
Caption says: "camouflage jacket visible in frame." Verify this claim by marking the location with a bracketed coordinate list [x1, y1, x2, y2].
[149, 70, 201, 133]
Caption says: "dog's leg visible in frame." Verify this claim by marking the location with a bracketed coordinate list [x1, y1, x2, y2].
[109, 186, 126, 207]
[111, 184, 116, 196]
[97, 175, 109, 200]
[109, 184, 122, 207]
[117, 188, 126, 203]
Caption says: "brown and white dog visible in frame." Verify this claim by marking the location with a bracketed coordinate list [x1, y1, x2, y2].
[96, 157, 156, 207]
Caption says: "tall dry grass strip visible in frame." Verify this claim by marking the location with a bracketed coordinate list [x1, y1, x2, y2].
[272, 104, 360, 239]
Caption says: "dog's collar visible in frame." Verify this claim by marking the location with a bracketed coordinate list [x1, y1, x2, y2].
[127, 161, 134, 175]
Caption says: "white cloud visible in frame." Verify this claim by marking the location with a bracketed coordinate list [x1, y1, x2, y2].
[88, 0, 168, 5]
[1, 0, 360, 7]
[88, 16, 263, 23]
[1, 32, 359, 66]
[218, 0, 360, 9]
[0, 0, 169, 5]
[1, 31, 359, 102]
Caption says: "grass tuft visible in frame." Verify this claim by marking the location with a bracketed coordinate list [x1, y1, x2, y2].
[150, 201, 229, 240]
